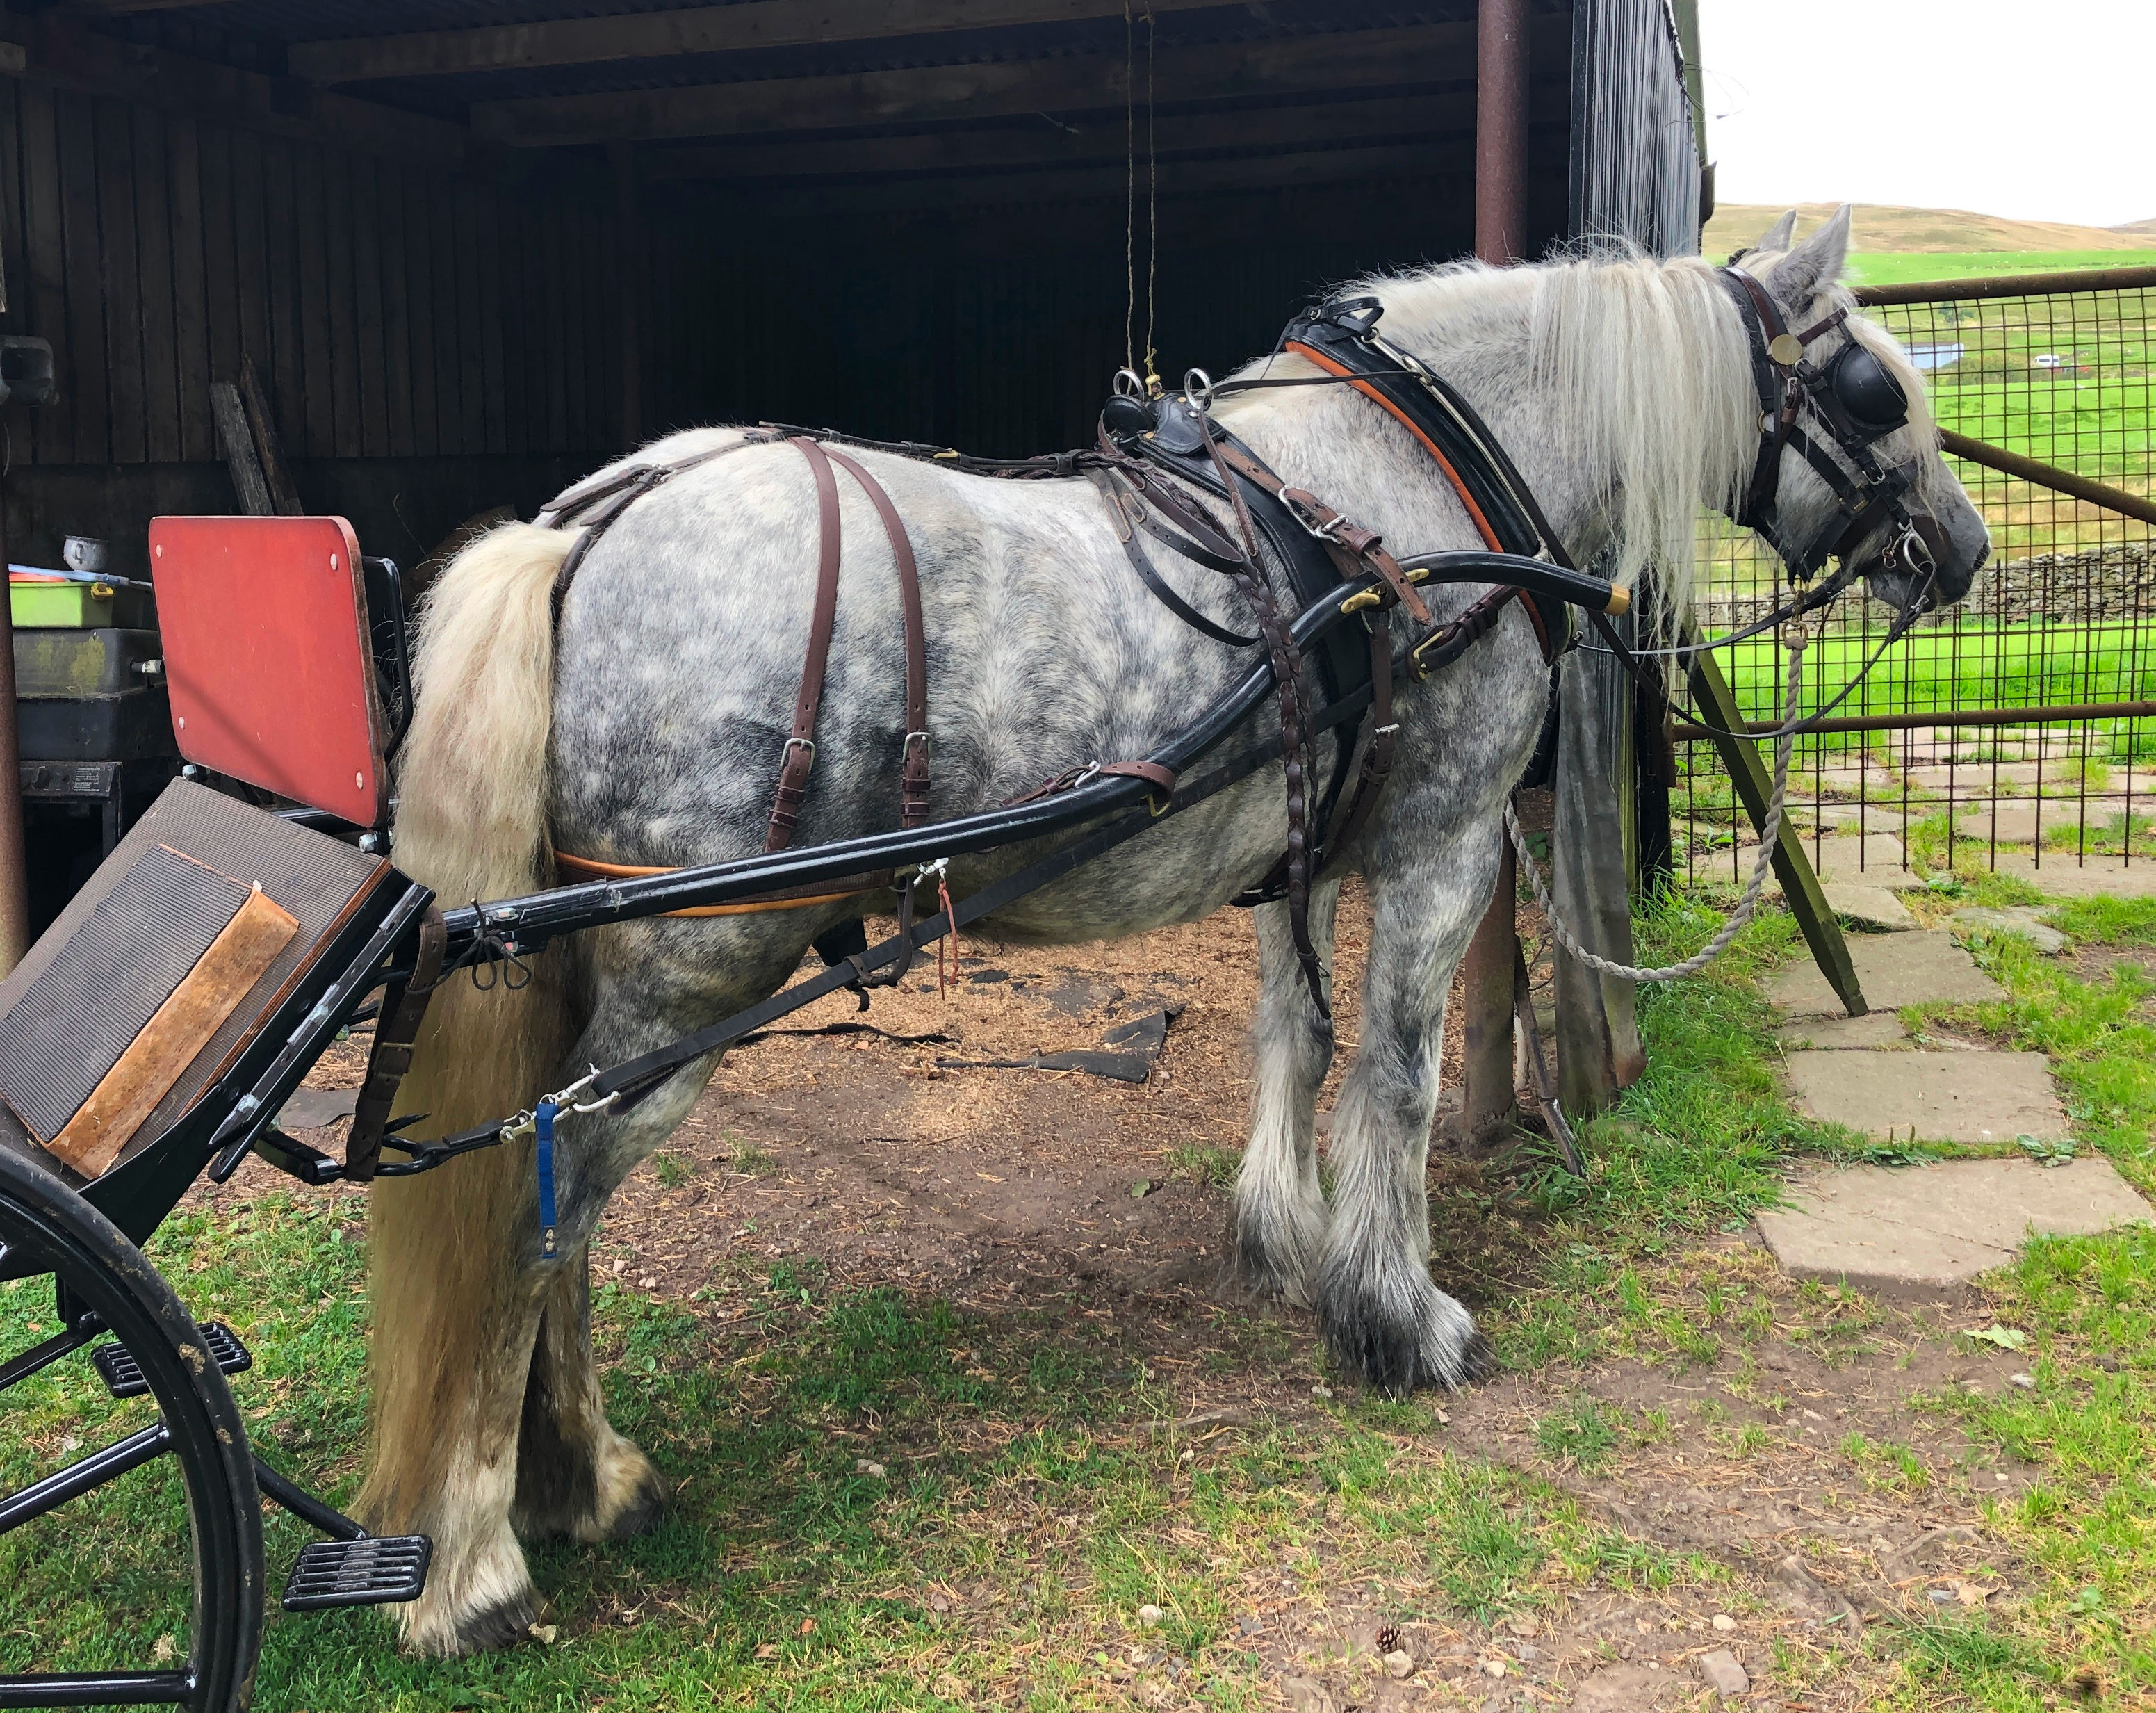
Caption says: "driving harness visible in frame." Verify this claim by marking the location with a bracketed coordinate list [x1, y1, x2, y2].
[534, 273, 1932, 1011]
[528, 297, 1601, 1011]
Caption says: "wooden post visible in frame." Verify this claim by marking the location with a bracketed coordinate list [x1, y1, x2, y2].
[1687, 647, 1868, 1016]
[1455, 838, 1519, 1146]
[1552, 642, 1644, 1116]
[610, 142, 643, 450]
[1451, 0, 1534, 1144]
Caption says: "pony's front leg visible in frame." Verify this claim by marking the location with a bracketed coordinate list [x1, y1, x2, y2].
[1318, 833, 1497, 1393]
[1227, 882, 1341, 1306]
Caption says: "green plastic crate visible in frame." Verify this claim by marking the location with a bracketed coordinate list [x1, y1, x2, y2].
[10, 581, 113, 628]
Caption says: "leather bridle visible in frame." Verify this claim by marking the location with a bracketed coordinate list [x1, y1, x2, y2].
[1718, 263, 1935, 591]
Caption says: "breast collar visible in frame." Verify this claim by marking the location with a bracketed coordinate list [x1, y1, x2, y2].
[1716, 263, 1929, 585]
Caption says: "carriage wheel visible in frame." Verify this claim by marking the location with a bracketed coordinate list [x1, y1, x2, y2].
[0, 1146, 263, 1711]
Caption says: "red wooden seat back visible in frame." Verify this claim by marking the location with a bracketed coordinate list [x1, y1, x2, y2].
[148, 515, 390, 828]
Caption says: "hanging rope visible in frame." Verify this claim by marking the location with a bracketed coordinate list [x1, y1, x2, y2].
[1142, 1, 1159, 389]
[1121, 0, 1136, 377]
[1508, 617, 1811, 983]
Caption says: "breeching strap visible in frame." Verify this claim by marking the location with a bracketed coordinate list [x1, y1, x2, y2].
[766, 435, 936, 851]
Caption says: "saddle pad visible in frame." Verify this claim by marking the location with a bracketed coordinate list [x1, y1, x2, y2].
[0, 845, 297, 1173]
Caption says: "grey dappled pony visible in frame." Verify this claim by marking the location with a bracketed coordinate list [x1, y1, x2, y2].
[362, 206, 1989, 1653]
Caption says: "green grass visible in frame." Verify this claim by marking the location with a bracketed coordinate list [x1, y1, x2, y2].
[1845, 250, 2156, 286]
[0, 1198, 1683, 1709]
[9, 886, 2156, 1708]
[1915, 923, 2156, 1187]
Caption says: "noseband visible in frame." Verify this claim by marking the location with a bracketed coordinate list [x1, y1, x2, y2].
[1718, 263, 1934, 592]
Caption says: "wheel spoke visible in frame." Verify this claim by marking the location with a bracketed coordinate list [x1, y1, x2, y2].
[0, 1424, 170, 1536]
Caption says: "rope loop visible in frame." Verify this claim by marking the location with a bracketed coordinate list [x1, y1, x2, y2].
[1513, 619, 1809, 984]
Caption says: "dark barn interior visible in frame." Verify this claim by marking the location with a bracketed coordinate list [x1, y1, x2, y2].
[0, 0, 1701, 933]
[0, 0, 1701, 569]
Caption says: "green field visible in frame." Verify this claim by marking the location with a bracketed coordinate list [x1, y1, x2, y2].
[1719, 622, 2156, 724]
[1847, 250, 2156, 286]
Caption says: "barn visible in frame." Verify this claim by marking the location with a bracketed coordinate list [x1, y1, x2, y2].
[0, 0, 1706, 977]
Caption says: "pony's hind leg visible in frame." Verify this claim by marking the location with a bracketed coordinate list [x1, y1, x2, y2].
[1317, 834, 1496, 1393]
[512, 1243, 669, 1544]
[1227, 882, 1341, 1307]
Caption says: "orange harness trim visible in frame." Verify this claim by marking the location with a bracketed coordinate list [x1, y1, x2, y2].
[550, 849, 883, 918]
[1283, 340, 1506, 554]
[1284, 339, 1553, 659]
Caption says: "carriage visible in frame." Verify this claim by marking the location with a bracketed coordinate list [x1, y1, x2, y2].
[0, 215, 1981, 1705]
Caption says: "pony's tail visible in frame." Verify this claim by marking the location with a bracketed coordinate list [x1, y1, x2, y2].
[358, 523, 574, 1536]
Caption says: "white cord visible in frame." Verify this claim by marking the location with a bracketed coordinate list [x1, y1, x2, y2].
[1509, 619, 1808, 984]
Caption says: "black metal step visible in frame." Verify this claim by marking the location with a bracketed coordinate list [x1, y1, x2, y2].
[92, 1320, 251, 1399]
[282, 1534, 432, 1611]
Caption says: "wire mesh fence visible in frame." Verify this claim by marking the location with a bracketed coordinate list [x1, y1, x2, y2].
[1671, 268, 2156, 888]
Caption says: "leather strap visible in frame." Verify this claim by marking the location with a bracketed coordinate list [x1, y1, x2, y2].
[767, 437, 846, 851]
[1004, 758, 1179, 808]
[1191, 411, 1330, 1015]
[1211, 441, 1433, 625]
[1316, 618, 1400, 874]
[343, 905, 447, 1183]
[821, 446, 933, 828]
[1087, 470, 1259, 647]
[546, 438, 769, 619]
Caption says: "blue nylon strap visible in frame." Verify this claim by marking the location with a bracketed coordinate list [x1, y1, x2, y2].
[535, 1100, 560, 1259]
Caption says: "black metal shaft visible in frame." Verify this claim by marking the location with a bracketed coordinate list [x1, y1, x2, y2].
[434, 551, 1617, 962]
[0, 1671, 191, 1707]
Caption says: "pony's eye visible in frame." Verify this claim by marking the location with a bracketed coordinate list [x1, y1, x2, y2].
[1829, 343, 1909, 432]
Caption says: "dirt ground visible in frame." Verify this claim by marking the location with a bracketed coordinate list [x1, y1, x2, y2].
[253, 885, 2047, 1710]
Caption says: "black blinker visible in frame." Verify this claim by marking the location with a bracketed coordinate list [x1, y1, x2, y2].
[1828, 342, 1909, 433]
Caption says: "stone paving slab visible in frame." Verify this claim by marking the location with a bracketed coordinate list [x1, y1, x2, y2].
[1952, 906, 2071, 955]
[1775, 1011, 1908, 1050]
[1820, 881, 1916, 930]
[1982, 853, 2156, 899]
[1756, 1157, 2151, 1295]
[1783, 1048, 2067, 1142]
[1765, 929, 2002, 1018]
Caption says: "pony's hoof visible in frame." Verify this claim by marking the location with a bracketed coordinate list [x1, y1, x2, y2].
[398, 1586, 543, 1657]
[1223, 1213, 1323, 1310]
[593, 1461, 669, 1541]
[1318, 1275, 1487, 1395]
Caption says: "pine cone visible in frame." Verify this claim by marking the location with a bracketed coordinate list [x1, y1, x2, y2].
[1375, 1624, 1402, 1655]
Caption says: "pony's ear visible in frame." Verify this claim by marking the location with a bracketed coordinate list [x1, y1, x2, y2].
[1756, 209, 1798, 252]
[1765, 204, 1853, 302]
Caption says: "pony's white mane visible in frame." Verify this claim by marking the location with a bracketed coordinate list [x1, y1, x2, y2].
[1352, 246, 1945, 619]
[1350, 251, 1767, 619]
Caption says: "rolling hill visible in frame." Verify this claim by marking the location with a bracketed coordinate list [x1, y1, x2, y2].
[1703, 202, 2156, 256]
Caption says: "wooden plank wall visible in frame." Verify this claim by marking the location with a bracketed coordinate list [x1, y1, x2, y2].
[0, 76, 623, 470]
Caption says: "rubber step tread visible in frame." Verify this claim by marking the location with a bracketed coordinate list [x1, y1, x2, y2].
[282, 1534, 432, 1611]
[93, 1320, 251, 1399]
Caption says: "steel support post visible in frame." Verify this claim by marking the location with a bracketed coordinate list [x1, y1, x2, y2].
[0, 470, 28, 975]
[1450, 0, 1533, 1144]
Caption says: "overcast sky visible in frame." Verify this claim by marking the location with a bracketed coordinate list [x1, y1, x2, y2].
[1694, 0, 2153, 229]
